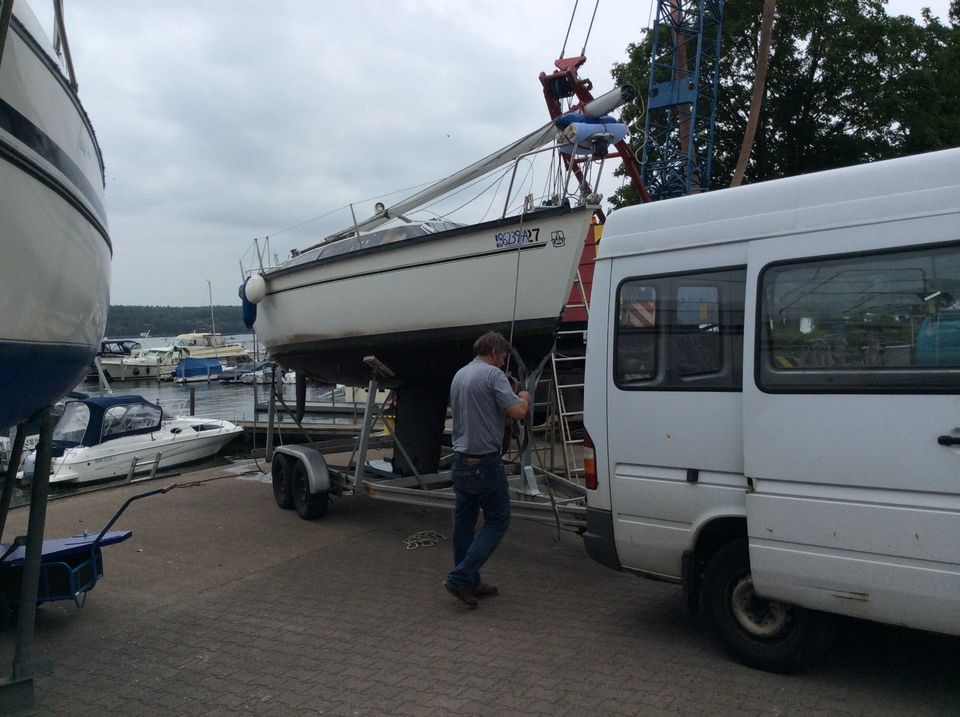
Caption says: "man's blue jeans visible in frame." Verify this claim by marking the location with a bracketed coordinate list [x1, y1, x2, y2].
[445, 453, 511, 590]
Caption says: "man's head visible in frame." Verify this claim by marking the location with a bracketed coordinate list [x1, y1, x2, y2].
[473, 331, 511, 367]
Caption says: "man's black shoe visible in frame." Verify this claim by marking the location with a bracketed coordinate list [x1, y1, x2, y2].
[474, 583, 498, 598]
[445, 582, 479, 607]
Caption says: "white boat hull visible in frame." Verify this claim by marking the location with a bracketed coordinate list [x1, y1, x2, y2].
[252, 205, 594, 386]
[38, 418, 241, 485]
[0, 2, 110, 428]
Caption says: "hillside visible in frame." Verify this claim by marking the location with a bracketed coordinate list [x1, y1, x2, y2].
[105, 305, 248, 338]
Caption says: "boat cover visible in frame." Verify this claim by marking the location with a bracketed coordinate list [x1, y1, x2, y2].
[174, 357, 224, 379]
[554, 112, 627, 154]
[55, 395, 165, 448]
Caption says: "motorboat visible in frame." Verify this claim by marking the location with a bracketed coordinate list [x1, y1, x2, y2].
[218, 357, 261, 383]
[101, 346, 182, 381]
[172, 357, 224, 383]
[0, 0, 111, 430]
[170, 333, 250, 364]
[86, 339, 142, 380]
[17, 395, 242, 485]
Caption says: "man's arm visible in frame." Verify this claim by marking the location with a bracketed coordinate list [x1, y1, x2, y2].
[505, 390, 531, 421]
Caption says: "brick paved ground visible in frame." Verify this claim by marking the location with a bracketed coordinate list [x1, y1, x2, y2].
[1, 462, 958, 716]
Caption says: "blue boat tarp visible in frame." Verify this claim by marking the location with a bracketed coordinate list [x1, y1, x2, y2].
[174, 357, 224, 379]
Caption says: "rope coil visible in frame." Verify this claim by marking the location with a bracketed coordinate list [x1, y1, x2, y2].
[403, 530, 447, 550]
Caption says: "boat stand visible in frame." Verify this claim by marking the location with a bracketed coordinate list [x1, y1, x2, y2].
[284, 356, 588, 532]
[0, 409, 56, 715]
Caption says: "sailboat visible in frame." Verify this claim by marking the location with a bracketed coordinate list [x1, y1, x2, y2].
[0, 0, 110, 430]
[241, 87, 634, 391]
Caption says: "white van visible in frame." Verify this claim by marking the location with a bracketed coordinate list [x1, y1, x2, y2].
[582, 148, 960, 672]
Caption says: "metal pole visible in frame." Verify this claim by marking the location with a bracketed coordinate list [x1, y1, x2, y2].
[265, 375, 277, 462]
[351, 377, 381, 493]
[0, 423, 26, 539]
[189, 387, 195, 416]
[12, 408, 56, 680]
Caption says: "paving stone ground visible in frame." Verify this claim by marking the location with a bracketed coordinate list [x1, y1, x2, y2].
[1, 461, 958, 716]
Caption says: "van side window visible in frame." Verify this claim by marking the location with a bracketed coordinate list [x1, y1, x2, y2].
[758, 242, 960, 391]
[615, 268, 745, 390]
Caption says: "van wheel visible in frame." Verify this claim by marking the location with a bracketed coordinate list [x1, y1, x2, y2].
[701, 539, 836, 673]
[270, 454, 293, 509]
[291, 460, 329, 520]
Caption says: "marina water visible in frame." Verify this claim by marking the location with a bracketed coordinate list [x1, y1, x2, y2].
[6, 334, 359, 506]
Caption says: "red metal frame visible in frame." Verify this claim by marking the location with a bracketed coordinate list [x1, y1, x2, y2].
[539, 55, 651, 218]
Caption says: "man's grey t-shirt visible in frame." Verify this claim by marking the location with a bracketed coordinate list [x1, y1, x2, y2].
[450, 357, 521, 454]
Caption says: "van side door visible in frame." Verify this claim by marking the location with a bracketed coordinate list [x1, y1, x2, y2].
[743, 232, 960, 635]
[604, 261, 747, 579]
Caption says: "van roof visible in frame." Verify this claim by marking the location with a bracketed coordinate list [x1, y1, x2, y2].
[598, 148, 960, 259]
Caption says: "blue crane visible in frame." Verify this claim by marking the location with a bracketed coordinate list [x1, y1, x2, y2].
[641, 0, 724, 200]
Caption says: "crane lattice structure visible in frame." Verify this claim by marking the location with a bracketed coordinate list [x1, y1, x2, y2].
[641, 0, 724, 200]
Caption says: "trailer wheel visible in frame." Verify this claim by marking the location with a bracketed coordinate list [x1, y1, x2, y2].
[270, 454, 293, 509]
[701, 539, 836, 673]
[291, 460, 329, 520]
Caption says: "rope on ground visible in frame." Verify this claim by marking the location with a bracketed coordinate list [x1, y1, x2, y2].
[403, 530, 447, 550]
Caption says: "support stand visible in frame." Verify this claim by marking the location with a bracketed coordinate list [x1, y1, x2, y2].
[0, 409, 56, 714]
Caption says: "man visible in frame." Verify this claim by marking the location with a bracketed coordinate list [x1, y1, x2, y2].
[443, 331, 530, 608]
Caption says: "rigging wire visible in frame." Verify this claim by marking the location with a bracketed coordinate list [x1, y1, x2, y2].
[559, 0, 579, 59]
[579, 0, 600, 56]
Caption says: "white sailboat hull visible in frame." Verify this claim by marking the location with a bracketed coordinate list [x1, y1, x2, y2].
[252, 205, 594, 386]
[0, 2, 110, 428]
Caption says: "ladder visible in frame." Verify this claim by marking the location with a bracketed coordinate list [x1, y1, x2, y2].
[551, 269, 590, 482]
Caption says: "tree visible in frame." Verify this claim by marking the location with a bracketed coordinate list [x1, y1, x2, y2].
[609, 0, 960, 209]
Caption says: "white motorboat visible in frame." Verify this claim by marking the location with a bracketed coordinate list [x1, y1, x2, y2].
[0, 0, 111, 430]
[17, 395, 242, 485]
[100, 346, 182, 380]
[101, 334, 250, 381]
[170, 332, 250, 363]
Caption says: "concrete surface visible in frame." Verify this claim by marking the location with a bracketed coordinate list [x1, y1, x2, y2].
[1, 460, 958, 716]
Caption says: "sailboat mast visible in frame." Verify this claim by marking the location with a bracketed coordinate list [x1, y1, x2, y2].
[208, 279, 218, 360]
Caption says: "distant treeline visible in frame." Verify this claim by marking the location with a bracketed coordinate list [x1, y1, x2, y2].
[105, 305, 248, 338]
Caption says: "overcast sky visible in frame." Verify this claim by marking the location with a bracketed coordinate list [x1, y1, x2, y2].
[42, 0, 954, 306]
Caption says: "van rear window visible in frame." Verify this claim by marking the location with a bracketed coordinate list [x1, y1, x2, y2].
[758, 242, 960, 391]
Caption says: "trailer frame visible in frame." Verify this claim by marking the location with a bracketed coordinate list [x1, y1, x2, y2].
[265, 359, 587, 532]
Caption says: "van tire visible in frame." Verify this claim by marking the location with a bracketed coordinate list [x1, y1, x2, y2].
[701, 539, 836, 673]
[291, 460, 329, 520]
[271, 454, 293, 509]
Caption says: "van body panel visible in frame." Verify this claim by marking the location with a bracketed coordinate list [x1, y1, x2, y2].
[610, 463, 748, 576]
[585, 148, 960, 645]
[742, 215, 960, 633]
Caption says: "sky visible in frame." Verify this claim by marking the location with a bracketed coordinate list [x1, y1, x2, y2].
[36, 0, 955, 306]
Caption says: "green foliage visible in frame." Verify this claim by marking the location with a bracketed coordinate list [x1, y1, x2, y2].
[105, 305, 248, 339]
[609, 0, 960, 209]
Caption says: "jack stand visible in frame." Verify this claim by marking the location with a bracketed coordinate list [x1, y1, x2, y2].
[511, 350, 549, 496]
[0, 409, 56, 715]
[351, 356, 425, 493]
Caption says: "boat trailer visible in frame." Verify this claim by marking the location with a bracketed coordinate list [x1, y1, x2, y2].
[264, 357, 587, 532]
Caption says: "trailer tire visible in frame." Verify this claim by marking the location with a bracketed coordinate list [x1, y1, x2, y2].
[701, 539, 836, 673]
[271, 454, 293, 510]
[291, 460, 329, 520]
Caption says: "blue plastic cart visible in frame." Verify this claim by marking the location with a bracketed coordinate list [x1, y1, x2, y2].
[0, 483, 176, 620]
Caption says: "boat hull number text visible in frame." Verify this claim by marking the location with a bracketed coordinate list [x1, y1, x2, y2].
[495, 227, 540, 248]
